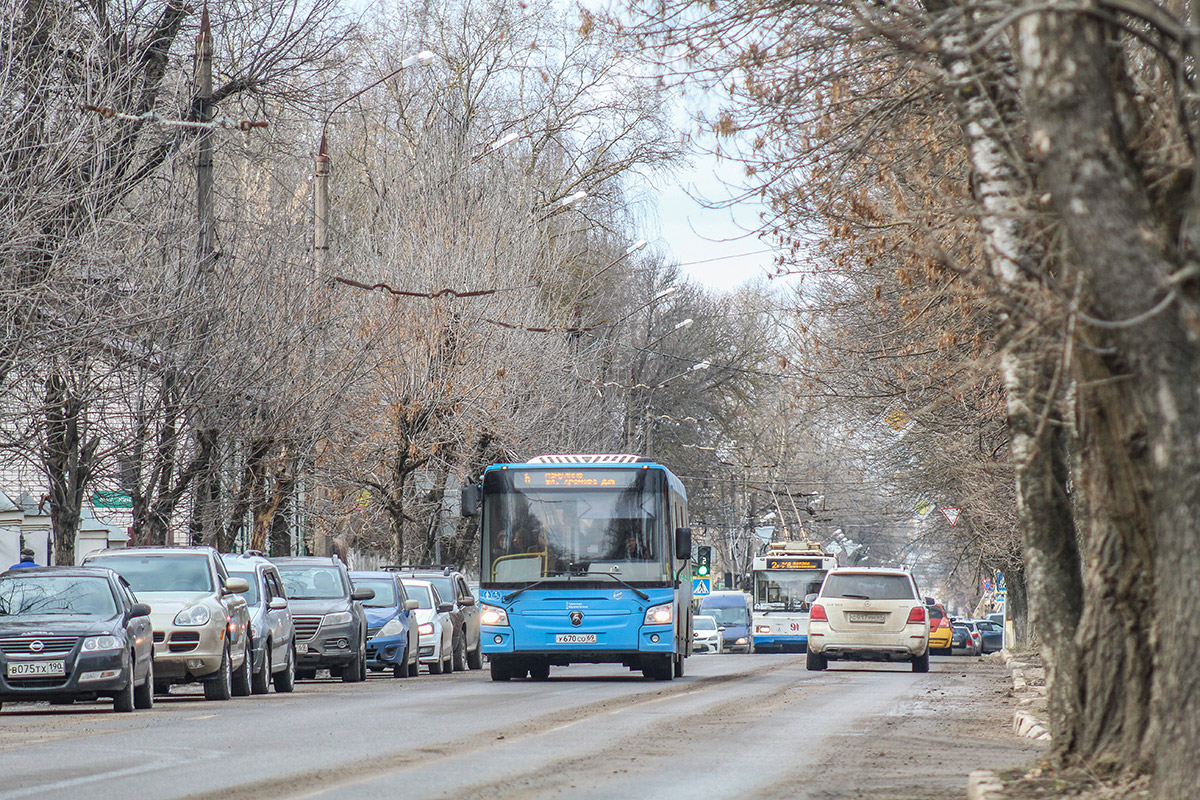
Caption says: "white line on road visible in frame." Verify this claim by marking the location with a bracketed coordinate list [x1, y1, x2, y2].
[0, 752, 223, 799]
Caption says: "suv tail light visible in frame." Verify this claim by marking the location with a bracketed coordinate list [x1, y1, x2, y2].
[809, 604, 828, 622]
[906, 606, 927, 624]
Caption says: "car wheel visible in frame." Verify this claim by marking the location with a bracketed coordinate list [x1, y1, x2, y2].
[912, 650, 930, 673]
[452, 635, 467, 672]
[251, 645, 272, 695]
[806, 649, 827, 671]
[467, 642, 483, 670]
[408, 650, 420, 677]
[490, 657, 512, 681]
[113, 653, 136, 712]
[342, 637, 366, 683]
[274, 644, 296, 693]
[441, 650, 453, 675]
[204, 644, 234, 701]
[232, 643, 253, 697]
[134, 657, 154, 710]
[429, 654, 443, 675]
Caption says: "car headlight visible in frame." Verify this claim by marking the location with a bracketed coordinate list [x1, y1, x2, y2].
[323, 611, 353, 626]
[81, 635, 122, 652]
[736, 637, 747, 645]
[417, 622, 434, 636]
[379, 619, 404, 637]
[643, 603, 673, 626]
[174, 605, 211, 626]
[480, 604, 509, 626]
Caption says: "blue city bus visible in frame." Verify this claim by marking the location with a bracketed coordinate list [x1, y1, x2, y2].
[462, 454, 693, 681]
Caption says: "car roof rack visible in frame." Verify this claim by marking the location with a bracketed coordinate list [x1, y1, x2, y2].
[380, 564, 456, 575]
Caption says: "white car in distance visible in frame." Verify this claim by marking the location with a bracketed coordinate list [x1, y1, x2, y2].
[692, 615, 723, 654]
[805, 567, 930, 673]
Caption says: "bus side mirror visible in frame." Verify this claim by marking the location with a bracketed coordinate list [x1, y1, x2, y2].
[461, 485, 480, 517]
[675, 527, 692, 561]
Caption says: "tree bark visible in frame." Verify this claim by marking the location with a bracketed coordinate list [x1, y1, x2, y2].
[1017, 2, 1200, 788]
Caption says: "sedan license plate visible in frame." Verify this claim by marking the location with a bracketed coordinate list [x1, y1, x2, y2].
[295, 642, 309, 655]
[7, 660, 66, 678]
[847, 612, 886, 623]
[554, 633, 597, 644]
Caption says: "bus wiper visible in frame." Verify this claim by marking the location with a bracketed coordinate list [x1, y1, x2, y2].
[592, 570, 649, 601]
[503, 571, 571, 602]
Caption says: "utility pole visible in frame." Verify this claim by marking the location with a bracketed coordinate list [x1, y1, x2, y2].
[313, 135, 330, 276]
[196, 4, 215, 276]
[191, 4, 220, 547]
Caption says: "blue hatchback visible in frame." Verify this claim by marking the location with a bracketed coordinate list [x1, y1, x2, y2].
[348, 572, 420, 677]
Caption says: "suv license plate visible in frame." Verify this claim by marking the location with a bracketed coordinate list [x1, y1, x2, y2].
[295, 642, 309, 655]
[554, 633, 597, 644]
[847, 612, 886, 623]
[7, 660, 66, 677]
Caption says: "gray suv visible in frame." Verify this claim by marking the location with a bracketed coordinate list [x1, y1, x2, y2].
[384, 565, 481, 671]
[223, 552, 296, 693]
[271, 556, 372, 682]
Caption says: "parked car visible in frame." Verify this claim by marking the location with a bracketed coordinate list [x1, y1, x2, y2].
[384, 566, 481, 671]
[83, 547, 252, 700]
[697, 591, 754, 653]
[950, 622, 981, 656]
[271, 556, 372, 683]
[806, 567, 931, 673]
[972, 618, 1004, 653]
[223, 552, 296, 693]
[691, 615, 723, 654]
[348, 571, 420, 678]
[926, 600, 953, 655]
[0, 567, 155, 712]
[400, 579, 455, 674]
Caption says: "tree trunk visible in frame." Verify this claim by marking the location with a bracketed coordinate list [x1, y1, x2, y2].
[43, 374, 99, 566]
[1017, 3, 1200, 789]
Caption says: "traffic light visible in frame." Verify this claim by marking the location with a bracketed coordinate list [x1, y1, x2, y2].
[696, 546, 711, 577]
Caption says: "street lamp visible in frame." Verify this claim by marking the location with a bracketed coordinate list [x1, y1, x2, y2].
[314, 50, 435, 273]
[638, 360, 711, 452]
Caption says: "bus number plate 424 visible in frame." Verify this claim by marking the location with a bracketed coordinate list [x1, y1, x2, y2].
[554, 633, 597, 644]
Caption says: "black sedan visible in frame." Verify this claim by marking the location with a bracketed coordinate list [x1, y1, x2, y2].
[0, 567, 155, 712]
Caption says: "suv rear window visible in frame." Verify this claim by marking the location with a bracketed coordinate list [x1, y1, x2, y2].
[821, 573, 916, 600]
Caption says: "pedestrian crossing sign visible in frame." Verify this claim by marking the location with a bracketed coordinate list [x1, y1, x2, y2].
[693, 578, 711, 596]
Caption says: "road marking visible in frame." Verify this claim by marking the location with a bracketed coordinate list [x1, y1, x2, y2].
[0, 753, 222, 799]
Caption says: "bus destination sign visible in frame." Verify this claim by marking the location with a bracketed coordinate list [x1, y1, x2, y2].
[518, 470, 636, 489]
[764, 558, 823, 570]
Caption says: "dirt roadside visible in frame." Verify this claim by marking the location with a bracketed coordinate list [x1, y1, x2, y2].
[790, 656, 1048, 800]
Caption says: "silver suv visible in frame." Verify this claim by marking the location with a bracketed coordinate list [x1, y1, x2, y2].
[223, 552, 296, 693]
[806, 567, 931, 673]
[83, 547, 253, 699]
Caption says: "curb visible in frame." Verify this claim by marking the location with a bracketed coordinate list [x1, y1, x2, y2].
[967, 770, 1006, 800]
[1001, 648, 1052, 742]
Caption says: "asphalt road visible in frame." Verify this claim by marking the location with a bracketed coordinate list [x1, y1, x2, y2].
[0, 654, 1043, 800]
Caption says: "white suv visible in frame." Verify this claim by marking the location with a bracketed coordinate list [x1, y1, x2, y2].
[806, 567, 930, 673]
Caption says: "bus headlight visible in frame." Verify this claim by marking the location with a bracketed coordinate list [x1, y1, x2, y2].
[643, 603, 673, 626]
[480, 604, 509, 626]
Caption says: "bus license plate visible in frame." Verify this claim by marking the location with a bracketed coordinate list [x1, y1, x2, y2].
[848, 612, 886, 623]
[7, 660, 66, 677]
[554, 633, 597, 644]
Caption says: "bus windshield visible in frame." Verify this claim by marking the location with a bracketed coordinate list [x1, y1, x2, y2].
[754, 570, 826, 611]
[482, 468, 668, 583]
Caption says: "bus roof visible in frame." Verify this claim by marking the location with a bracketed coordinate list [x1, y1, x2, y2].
[483, 456, 687, 500]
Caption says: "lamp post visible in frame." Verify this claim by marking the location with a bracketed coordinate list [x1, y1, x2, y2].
[313, 50, 435, 275]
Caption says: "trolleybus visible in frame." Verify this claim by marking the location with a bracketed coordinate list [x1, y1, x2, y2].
[750, 541, 837, 652]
